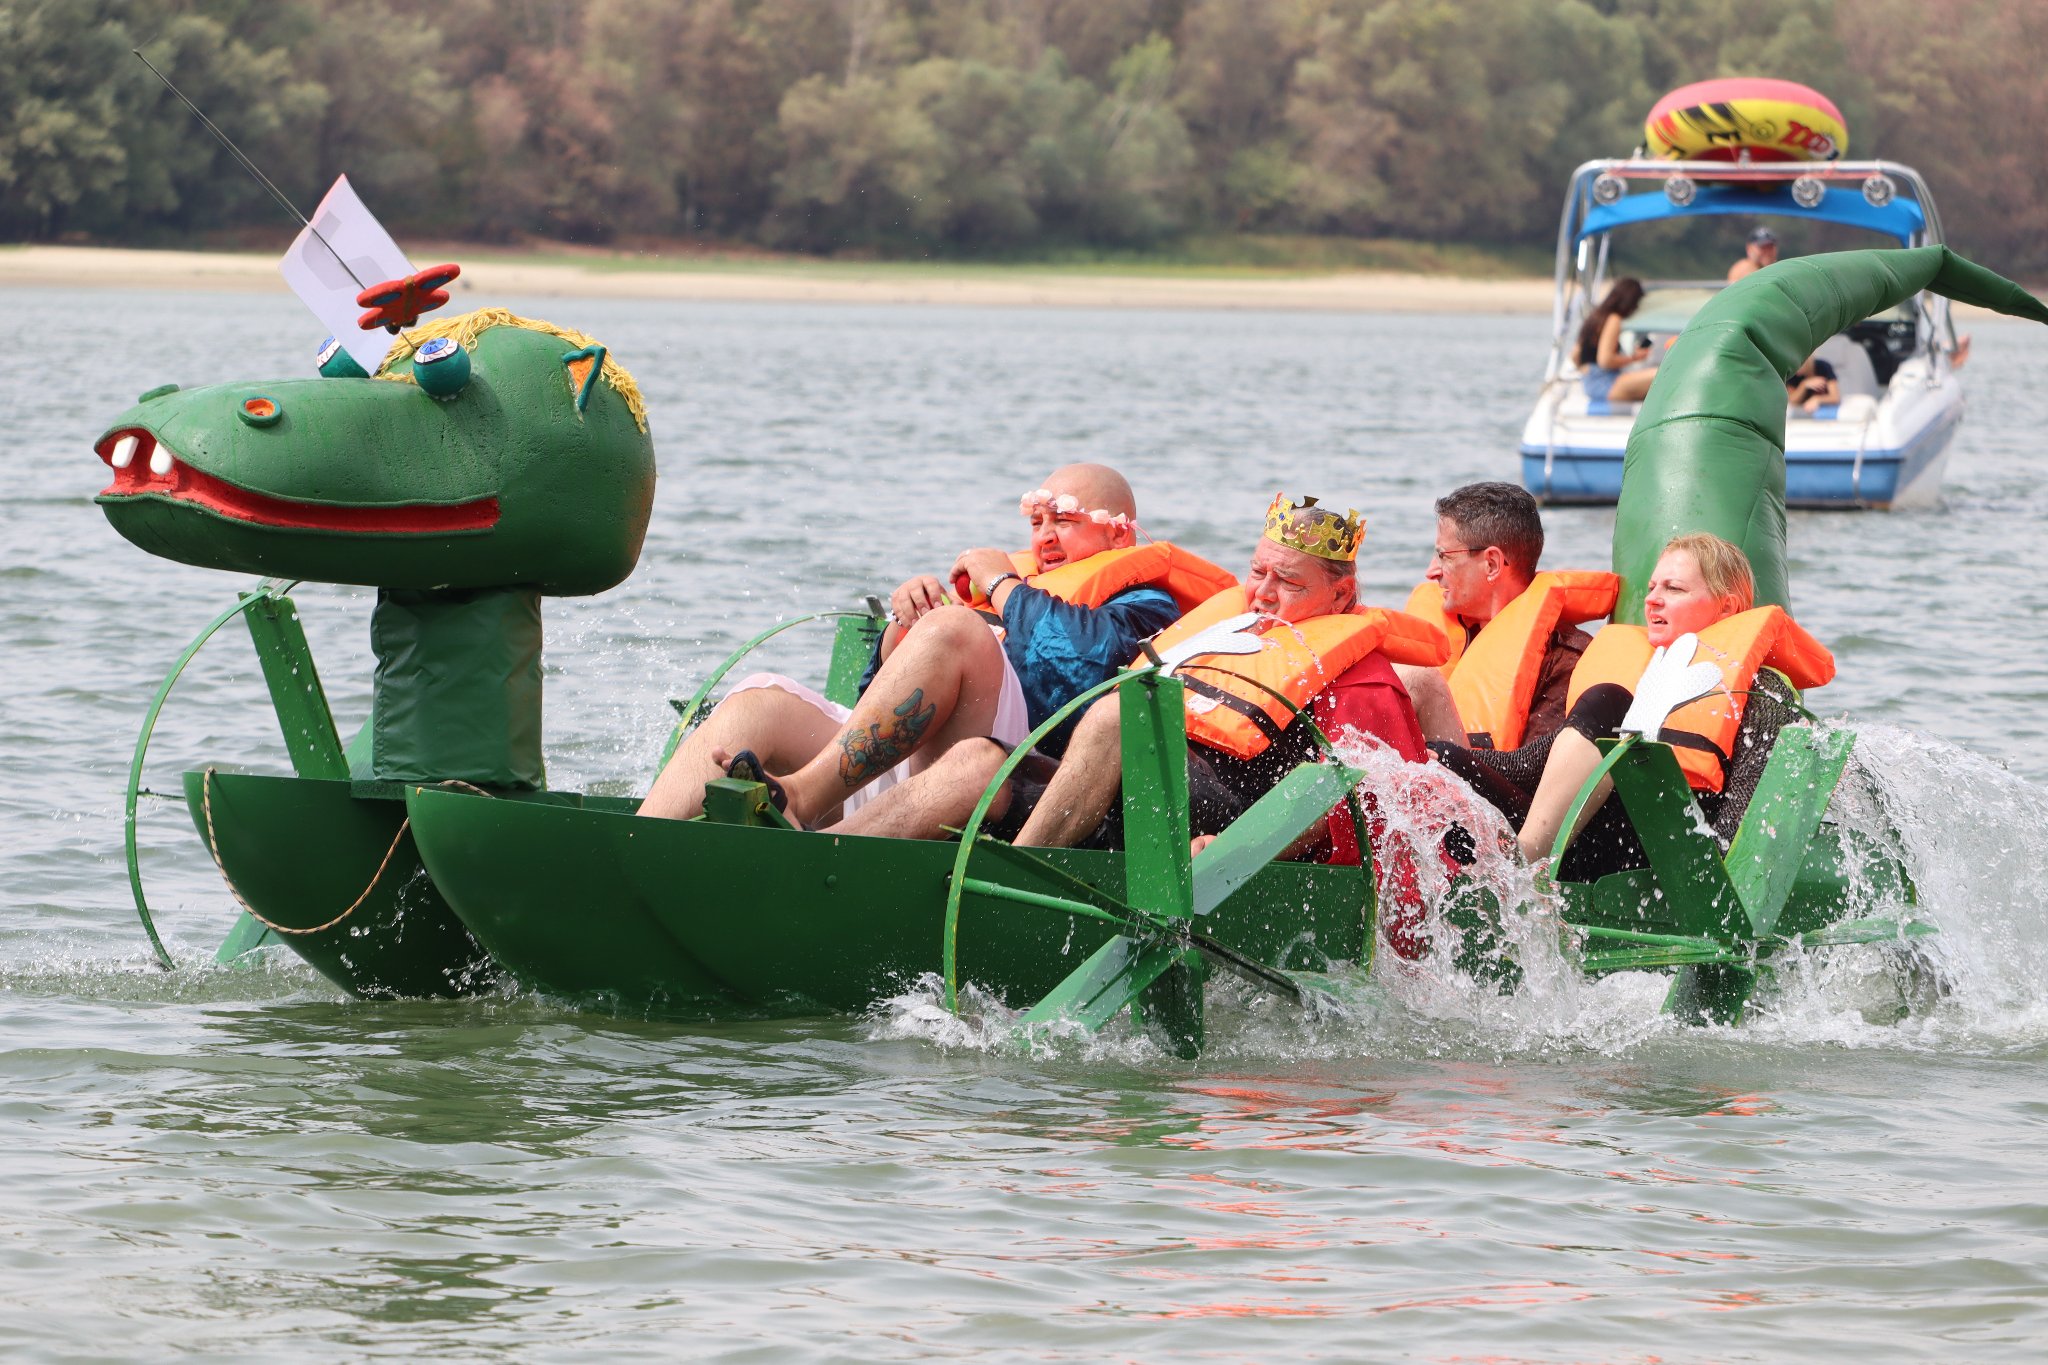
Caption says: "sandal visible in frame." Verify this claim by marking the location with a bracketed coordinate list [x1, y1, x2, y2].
[725, 750, 797, 825]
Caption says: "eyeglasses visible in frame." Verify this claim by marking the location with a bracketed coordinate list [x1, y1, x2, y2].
[1431, 545, 1487, 566]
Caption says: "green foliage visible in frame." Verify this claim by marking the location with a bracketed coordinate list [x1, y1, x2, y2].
[2, 0, 2044, 270]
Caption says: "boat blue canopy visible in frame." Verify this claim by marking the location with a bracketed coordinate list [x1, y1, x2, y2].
[1577, 183, 1925, 245]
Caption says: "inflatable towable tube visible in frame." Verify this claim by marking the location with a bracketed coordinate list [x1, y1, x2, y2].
[1611, 246, 2048, 622]
[1645, 78, 1847, 163]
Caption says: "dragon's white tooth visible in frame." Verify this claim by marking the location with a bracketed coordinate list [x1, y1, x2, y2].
[110, 435, 138, 469]
[149, 446, 173, 476]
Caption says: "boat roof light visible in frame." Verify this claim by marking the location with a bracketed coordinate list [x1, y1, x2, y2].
[1576, 182, 1924, 245]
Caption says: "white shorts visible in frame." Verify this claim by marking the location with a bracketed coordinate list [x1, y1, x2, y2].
[726, 648, 1029, 817]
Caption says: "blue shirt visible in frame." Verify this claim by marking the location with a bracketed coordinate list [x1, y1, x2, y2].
[857, 583, 1182, 756]
[1000, 583, 1181, 754]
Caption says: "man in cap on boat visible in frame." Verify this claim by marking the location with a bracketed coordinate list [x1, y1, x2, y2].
[639, 463, 1234, 827]
[827, 494, 1437, 867]
[1392, 481, 1615, 752]
[1727, 226, 1778, 282]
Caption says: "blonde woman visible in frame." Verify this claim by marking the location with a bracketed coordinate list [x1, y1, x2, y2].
[1435, 534, 1822, 881]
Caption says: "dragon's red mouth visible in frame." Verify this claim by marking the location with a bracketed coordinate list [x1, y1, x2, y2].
[94, 428, 499, 535]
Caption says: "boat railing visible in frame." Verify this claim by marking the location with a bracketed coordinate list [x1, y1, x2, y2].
[1545, 157, 1953, 380]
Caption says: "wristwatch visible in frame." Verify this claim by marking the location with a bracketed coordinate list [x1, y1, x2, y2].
[985, 571, 1023, 599]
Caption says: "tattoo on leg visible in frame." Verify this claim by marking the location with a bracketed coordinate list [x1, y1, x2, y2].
[838, 689, 939, 787]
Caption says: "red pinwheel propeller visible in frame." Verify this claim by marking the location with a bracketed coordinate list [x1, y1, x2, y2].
[356, 263, 462, 333]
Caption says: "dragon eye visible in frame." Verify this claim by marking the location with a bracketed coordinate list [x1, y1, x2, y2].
[412, 336, 472, 397]
[315, 336, 368, 379]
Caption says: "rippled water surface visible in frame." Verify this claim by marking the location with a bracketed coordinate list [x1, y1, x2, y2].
[5, 285, 2048, 1360]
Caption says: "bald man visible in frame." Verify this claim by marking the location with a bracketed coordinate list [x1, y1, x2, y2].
[641, 464, 1211, 827]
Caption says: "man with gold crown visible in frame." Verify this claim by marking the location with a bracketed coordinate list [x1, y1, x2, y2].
[827, 493, 1444, 865]
[639, 463, 1235, 828]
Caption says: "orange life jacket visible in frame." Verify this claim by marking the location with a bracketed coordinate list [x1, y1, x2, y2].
[957, 543, 1238, 614]
[1565, 606, 1835, 792]
[1150, 587, 1450, 760]
[1403, 570, 1620, 750]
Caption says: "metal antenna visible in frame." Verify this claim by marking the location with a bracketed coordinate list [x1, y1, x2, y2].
[131, 48, 368, 293]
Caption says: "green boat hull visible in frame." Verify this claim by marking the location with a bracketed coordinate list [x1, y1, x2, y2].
[405, 784, 1374, 1016]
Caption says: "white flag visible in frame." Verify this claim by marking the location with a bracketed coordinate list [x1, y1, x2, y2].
[279, 175, 414, 375]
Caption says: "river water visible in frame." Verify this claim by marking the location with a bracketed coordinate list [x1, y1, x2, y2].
[4, 285, 2047, 1360]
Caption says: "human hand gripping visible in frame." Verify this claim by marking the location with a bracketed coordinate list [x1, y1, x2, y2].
[950, 548, 1018, 604]
[888, 574, 951, 627]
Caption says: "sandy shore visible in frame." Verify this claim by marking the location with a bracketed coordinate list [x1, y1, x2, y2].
[0, 244, 1555, 313]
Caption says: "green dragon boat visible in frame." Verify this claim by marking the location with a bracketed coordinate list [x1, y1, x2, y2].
[97, 248, 2048, 1052]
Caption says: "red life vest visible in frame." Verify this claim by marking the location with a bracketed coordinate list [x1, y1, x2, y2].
[1150, 587, 1449, 760]
[1404, 570, 1619, 750]
[1565, 606, 1834, 792]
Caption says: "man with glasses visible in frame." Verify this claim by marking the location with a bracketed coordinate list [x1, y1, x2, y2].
[639, 463, 1231, 827]
[1397, 482, 1616, 752]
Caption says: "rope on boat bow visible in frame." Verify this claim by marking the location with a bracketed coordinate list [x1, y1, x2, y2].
[195, 773, 495, 938]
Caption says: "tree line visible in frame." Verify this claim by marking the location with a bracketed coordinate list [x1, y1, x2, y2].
[3, 0, 2043, 272]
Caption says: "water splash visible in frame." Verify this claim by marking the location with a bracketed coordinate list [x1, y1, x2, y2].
[1754, 723, 2048, 1049]
[875, 723, 2048, 1062]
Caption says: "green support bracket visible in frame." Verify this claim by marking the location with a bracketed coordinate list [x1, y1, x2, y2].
[214, 588, 354, 964]
[243, 592, 349, 779]
[701, 777, 797, 830]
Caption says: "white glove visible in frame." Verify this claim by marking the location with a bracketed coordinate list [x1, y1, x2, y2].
[1620, 633, 1725, 740]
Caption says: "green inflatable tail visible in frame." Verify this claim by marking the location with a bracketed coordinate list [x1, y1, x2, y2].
[1611, 246, 2048, 623]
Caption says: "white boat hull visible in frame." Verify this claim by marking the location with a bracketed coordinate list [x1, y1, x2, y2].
[1520, 356, 1964, 510]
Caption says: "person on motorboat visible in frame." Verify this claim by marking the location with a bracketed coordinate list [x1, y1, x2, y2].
[827, 494, 1438, 866]
[1438, 533, 1832, 882]
[638, 463, 1233, 827]
[1786, 351, 1840, 414]
[1577, 277, 1658, 405]
[1393, 482, 1615, 752]
[1727, 226, 1780, 282]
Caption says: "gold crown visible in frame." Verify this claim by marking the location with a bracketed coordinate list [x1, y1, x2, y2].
[1263, 493, 1363, 562]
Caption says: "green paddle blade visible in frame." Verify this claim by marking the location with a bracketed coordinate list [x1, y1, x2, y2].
[1020, 933, 1192, 1033]
[1792, 916, 1936, 948]
[1578, 940, 1749, 973]
[1594, 739, 1749, 940]
[1190, 761, 1365, 918]
[1725, 724, 1853, 939]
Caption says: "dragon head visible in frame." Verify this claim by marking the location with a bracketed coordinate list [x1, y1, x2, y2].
[93, 310, 657, 597]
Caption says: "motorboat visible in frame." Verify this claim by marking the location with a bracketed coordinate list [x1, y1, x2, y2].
[1520, 157, 1968, 508]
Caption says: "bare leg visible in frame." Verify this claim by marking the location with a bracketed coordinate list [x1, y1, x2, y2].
[830, 739, 1011, 841]
[1015, 697, 1124, 848]
[1517, 726, 1611, 862]
[638, 687, 843, 821]
[776, 605, 1008, 827]
[1393, 662, 1465, 743]
[1610, 366, 1657, 403]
